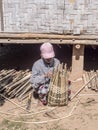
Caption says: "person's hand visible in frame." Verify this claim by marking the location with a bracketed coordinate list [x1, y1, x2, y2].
[47, 72, 52, 78]
[44, 71, 52, 78]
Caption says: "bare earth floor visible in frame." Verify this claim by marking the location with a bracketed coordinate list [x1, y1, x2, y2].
[0, 45, 98, 130]
[0, 80, 98, 130]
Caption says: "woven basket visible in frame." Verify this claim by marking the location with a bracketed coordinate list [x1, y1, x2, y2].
[48, 64, 69, 106]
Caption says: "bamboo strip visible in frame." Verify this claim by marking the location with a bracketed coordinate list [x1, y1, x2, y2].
[71, 74, 97, 100]
[0, 70, 15, 81]
[6, 74, 31, 92]
[15, 80, 30, 96]
[17, 83, 31, 98]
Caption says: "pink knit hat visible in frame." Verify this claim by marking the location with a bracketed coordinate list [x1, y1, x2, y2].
[40, 42, 55, 59]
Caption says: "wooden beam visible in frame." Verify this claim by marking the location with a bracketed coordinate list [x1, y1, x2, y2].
[0, 33, 98, 40]
[0, 33, 98, 45]
[0, 39, 98, 45]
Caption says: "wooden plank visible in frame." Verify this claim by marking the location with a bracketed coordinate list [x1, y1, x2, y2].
[0, 33, 98, 40]
[0, 33, 98, 44]
[0, 39, 98, 45]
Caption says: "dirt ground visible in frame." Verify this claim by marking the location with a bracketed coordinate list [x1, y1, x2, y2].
[0, 81, 98, 130]
[0, 44, 98, 130]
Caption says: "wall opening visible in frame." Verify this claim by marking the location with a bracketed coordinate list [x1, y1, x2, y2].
[0, 44, 72, 71]
[84, 45, 98, 71]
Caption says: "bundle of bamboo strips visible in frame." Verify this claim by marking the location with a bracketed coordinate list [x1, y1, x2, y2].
[83, 70, 98, 91]
[0, 69, 32, 102]
[48, 64, 69, 106]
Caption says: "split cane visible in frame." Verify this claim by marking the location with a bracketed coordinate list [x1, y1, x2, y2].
[71, 74, 97, 100]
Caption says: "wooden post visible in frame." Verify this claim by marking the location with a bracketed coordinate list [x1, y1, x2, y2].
[71, 44, 85, 80]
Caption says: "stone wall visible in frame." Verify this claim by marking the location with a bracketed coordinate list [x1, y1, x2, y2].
[0, 0, 98, 34]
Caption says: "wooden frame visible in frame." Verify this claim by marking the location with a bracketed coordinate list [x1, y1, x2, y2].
[0, 33, 98, 45]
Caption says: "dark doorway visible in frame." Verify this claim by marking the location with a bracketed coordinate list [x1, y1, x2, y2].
[54, 44, 72, 69]
[84, 45, 98, 71]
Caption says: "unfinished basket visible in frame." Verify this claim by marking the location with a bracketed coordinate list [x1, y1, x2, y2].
[48, 64, 69, 106]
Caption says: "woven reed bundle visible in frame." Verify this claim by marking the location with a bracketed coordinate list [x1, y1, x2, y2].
[48, 64, 69, 106]
[83, 70, 98, 91]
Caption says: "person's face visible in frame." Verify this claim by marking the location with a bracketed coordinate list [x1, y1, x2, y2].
[44, 58, 53, 64]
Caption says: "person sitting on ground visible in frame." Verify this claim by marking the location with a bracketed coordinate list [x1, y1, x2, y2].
[30, 42, 60, 105]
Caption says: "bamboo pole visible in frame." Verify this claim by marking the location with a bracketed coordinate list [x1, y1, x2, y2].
[95, 70, 98, 90]
[18, 84, 32, 99]
[0, 94, 30, 112]
[18, 89, 32, 102]
[86, 72, 91, 88]
[15, 80, 30, 96]
[82, 73, 88, 90]
[0, 69, 15, 81]
[8, 81, 27, 98]
[16, 83, 30, 98]
[71, 74, 97, 100]
[19, 90, 32, 101]
[0, 69, 32, 102]
[0, 72, 23, 92]
[6, 74, 31, 92]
